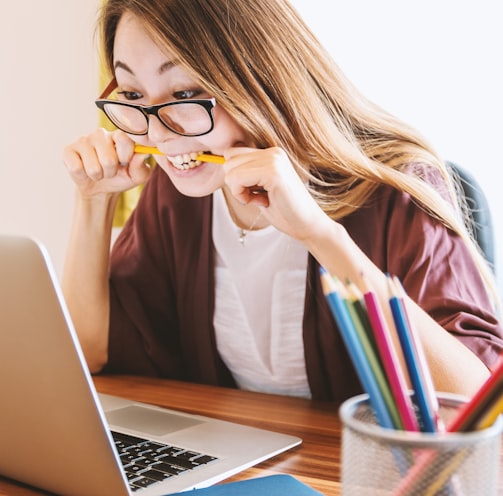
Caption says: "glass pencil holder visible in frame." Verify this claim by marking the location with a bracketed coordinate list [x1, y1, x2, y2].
[339, 393, 503, 496]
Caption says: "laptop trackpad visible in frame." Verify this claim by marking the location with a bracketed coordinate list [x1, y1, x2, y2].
[106, 405, 204, 436]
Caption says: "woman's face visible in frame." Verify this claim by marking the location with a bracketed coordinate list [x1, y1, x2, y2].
[112, 12, 253, 197]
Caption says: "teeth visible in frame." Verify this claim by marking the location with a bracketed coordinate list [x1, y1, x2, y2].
[167, 152, 203, 170]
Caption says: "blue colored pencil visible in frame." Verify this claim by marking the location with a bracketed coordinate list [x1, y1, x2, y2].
[387, 275, 439, 433]
[320, 268, 394, 429]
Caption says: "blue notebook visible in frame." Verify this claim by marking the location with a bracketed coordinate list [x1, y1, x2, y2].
[166, 474, 324, 495]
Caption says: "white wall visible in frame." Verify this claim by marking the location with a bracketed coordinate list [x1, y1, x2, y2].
[290, 0, 502, 290]
[0, 0, 100, 275]
[1, 1, 501, 290]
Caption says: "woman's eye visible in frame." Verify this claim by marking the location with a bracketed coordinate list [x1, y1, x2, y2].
[117, 90, 143, 101]
[173, 89, 201, 100]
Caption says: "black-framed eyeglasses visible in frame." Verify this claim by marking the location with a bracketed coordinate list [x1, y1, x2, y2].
[95, 78, 216, 137]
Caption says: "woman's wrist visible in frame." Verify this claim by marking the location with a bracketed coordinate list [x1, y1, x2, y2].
[74, 190, 120, 230]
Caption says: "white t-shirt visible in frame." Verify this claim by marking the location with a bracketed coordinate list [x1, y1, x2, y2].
[212, 189, 311, 398]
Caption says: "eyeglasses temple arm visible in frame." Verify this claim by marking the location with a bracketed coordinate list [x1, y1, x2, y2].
[98, 77, 118, 99]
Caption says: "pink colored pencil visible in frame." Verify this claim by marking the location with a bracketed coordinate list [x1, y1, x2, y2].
[360, 274, 419, 431]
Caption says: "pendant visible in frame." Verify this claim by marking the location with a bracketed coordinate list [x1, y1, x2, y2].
[238, 229, 246, 245]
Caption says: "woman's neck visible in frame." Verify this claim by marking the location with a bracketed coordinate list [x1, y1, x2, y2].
[221, 186, 270, 231]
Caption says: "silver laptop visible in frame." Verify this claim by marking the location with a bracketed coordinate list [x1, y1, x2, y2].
[0, 235, 301, 496]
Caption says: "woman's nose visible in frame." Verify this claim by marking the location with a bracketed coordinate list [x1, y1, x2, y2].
[147, 115, 177, 143]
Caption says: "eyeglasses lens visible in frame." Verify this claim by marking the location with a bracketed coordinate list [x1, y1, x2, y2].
[103, 104, 147, 134]
[158, 104, 212, 136]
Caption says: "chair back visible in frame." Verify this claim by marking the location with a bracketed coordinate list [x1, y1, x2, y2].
[447, 161, 495, 273]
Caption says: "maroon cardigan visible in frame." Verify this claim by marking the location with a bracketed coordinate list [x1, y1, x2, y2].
[104, 166, 503, 402]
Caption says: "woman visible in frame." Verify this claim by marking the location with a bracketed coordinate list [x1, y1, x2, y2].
[62, 0, 502, 402]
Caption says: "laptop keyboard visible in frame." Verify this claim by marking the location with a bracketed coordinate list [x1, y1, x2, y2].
[112, 431, 219, 491]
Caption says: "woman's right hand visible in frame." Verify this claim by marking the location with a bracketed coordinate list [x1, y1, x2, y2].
[62, 128, 152, 198]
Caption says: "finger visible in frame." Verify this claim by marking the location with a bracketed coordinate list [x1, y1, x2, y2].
[223, 146, 257, 161]
[226, 174, 269, 207]
[128, 154, 153, 185]
[90, 129, 122, 179]
[62, 145, 92, 183]
[64, 133, 110, 181]
[224, 152, 268, 196]
[246, 189, 270, 207]
[112, 130, 136, 167]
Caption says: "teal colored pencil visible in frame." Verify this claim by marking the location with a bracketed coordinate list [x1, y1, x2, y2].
[345, 280, 381, 360]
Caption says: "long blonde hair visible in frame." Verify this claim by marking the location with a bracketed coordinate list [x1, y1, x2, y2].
[100, 0, 499, 308]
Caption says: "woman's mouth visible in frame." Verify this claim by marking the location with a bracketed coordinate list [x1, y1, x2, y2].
[167, 152, 203, 170]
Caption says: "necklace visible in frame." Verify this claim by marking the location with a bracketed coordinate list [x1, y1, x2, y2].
[222, 189, 264, 246]
[237, 210, 263, 245]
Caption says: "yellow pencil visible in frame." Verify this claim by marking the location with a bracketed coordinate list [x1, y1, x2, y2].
[133, 145, 225, 164]
[422, 449, 467, 496]
[134, 144, 163, 155]
[475, 395, 503, 429]
[196, 153, 226, 164]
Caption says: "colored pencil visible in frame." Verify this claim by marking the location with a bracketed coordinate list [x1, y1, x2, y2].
[446, 353, 503, 432]
[360, 274, 420, 432]
[476, 395, 503, 429]
[387, 275, 439, 433]
[393, 354, 503, 496]
[393, 276, 443, 431]
[419, 450, 467, 496]
[344, 280, 403, 429]
[320, 268, 394, 429]
[345, 280, 380, 357]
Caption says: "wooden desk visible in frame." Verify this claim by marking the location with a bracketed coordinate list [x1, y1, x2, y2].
[2, 376, 501, 495]
[0, 375, 342, 495]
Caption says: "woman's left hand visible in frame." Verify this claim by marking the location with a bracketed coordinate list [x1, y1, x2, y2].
[223, 146, 332, 242]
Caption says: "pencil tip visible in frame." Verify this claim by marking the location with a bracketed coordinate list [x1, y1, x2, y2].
[386, 273, 396, 295]
[319, 267, 336, 295]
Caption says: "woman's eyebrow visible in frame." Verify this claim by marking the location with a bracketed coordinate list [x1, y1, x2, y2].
[113, 60, 175, 76]
[114, 60, 133, 74]
[158, 61, 175, 74]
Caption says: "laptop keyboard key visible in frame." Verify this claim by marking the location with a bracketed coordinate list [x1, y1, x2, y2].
[138, 468, 173, 482]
